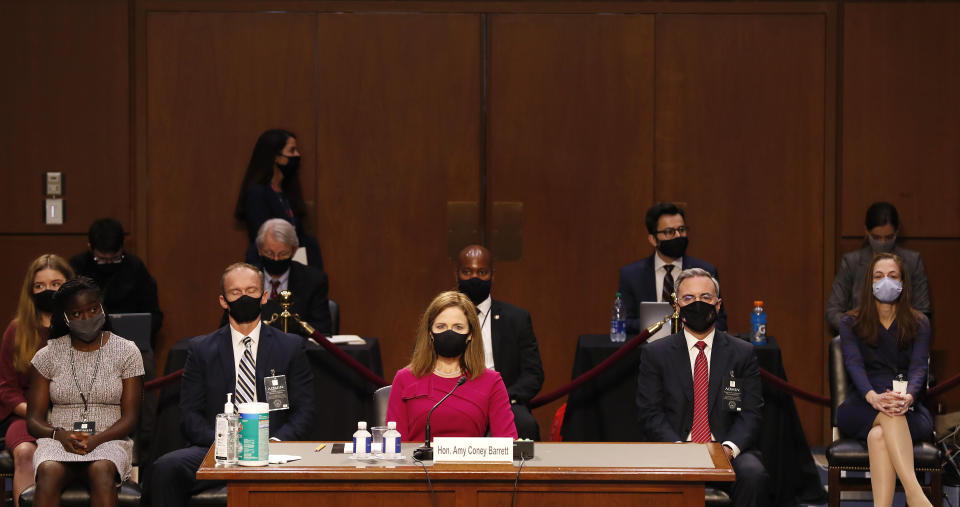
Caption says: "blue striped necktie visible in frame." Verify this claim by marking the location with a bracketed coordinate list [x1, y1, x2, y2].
[235, 336, 256, 405]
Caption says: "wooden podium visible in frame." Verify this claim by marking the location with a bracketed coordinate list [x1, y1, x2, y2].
[197, 442, 734, 507]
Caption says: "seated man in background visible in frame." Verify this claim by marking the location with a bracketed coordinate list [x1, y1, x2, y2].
[636, 268, 767, 507]
[147, 263, 315, 507]
[618, 202, 726, 334]
[825, 201, 930, 335]
[456, 245, 544, 440]
[244, 218, 332, 336]
[69, 218, 163, 338]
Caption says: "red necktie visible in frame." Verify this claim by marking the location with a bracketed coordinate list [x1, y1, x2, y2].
[270, 280, 280, 300]
[662, 265, 675, 302]
[691, 341, 711, 443]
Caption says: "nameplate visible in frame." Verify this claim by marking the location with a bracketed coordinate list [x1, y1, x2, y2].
[432, 437, 514, 463]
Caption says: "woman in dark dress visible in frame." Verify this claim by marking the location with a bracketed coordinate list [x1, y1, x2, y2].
[837, 252, 932, 507]
[234, 129, 324, 269]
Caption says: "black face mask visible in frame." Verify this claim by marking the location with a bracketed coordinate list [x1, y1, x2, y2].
[657, 236, 688, 260]
[226, 294, 263, 324]
[278, 156, 301, 178]
[457, 277, 492, 306]
[95, 262, 121, 276]
[679, 301, 718, 333]
[260, 256, 292, 277]
[33, 290, 57, 313]
[432, 329, 470, 358]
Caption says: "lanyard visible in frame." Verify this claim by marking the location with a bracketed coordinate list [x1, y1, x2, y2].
[70, 332, 104, 421]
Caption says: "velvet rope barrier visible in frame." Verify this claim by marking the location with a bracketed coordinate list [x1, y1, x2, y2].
[144, 368, 184, 391]
[308, 330, 389, 387]
[758, 367, 830, 406]
[529, 327, 655, 409]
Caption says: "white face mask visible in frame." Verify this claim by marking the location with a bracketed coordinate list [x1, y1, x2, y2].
[872, 277, 903, 303]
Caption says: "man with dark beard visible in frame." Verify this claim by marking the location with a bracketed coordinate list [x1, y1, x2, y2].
[146, 263, 314, 506]
[456, 245, 544, 440]
[617, 202, 726, 335]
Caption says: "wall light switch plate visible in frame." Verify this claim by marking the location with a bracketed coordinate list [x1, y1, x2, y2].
[44, 198, 63, 225]
[45, 172, 63, 196]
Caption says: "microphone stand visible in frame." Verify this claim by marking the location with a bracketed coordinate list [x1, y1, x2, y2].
[414, 376, 468, 461]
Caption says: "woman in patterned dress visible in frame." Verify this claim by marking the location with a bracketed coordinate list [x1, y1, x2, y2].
[26, 277, 143, 506]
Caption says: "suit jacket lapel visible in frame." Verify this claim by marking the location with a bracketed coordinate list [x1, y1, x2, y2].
[489, 300, 504, 367]
[641, 256, 657, 300]
[673, 335, 693, 403]
[255, 325, 275, 401]
[708, 332, 730, 415]
[216, 326, 236, 394]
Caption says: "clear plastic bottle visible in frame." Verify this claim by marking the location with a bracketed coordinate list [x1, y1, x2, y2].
[750, 300, 767, 345]
[610, 292, 627, 343]
[383, 421, 402, 460]
[352, 421, 372, 458]
[215, 393, 239, 465]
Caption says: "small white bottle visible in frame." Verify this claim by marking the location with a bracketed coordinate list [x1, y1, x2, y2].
[352, 421, 372, 458]
[215, 393, 239, 465]
[383, 421, 402, 460]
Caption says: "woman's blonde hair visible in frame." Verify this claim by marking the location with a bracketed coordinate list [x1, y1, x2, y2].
[13, 254, 74, 372]
[408, 291, 485, 380]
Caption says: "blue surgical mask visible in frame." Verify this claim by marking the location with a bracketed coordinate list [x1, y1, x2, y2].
[872, 277, 903, 303]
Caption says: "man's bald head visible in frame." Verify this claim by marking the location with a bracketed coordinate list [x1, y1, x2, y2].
[457, 244, 493, 281]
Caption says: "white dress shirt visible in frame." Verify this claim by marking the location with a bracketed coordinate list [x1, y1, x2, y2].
[229, 320, 262, 402]
[654, 254, 682, 302]
[477, 296, 494, 369]
[682, 328, 740, 458]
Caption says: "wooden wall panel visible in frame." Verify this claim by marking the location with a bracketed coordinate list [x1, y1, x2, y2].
[655, 14, 827, 441]
[312, 13, 482, 378]
[0, 0, 130, 233]
[842, 4, 960, 238]
[486, 13, 655, 433]
[145, 12, 318, 363]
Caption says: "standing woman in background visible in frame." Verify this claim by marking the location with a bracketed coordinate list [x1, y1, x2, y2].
[836, 252, 932, 507]
[0, 255, 74, 505]
[235, 129, 323, 270]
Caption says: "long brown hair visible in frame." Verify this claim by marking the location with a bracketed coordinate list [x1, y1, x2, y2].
[408, 291, 485, 380]
[12, 254, 74, 372]
[850, 252, 924, 347]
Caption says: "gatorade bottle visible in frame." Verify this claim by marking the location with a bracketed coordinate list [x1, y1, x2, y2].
[750, 300, 767, 345]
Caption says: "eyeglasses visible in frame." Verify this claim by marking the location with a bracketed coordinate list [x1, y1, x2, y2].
[93, 253, 125, 265]
[679, 293, 717, 304]
[656, 226, 689, 239]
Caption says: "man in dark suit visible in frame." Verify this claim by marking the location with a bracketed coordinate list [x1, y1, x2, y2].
[249, 218, 332, 336]
[636, 268, 768, 507]
[147, 263, 315, 507]
[457, 245, 544, 440]
[618, 202, 726, 334]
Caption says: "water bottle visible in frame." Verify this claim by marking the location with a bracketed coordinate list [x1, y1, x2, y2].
[610, 292, 627, 343]
[750, 300, 767, 345]
[215, 393, 239, 465]
[383, 421, 402, 459]
[352, 421, 372, 458]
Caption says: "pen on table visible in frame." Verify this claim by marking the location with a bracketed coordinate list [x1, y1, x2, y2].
[314, 443, 326, 452]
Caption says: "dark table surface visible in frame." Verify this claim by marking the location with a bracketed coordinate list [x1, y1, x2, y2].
[561, 334, 826, 506]
[148, 335, 383, 464]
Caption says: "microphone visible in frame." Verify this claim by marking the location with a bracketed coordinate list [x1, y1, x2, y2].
[413, 376, 467, 461]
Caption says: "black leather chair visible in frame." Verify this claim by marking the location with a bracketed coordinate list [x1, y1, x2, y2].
[19, 481, 141, 507]
[0, 444, 13, 504]
[825, 336, 941, 506]
[328, 299, 340, 335]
